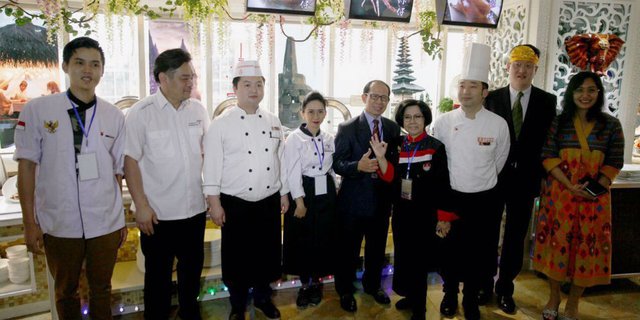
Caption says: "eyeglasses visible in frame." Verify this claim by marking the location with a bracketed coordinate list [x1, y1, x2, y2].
[366, 93, 390, 103]
[574, 87, 599, 95]
[403, 114, 424, 122]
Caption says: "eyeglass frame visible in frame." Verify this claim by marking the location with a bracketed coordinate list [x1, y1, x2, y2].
[402, 114, 424, 122]
[365, 93, 390, 103]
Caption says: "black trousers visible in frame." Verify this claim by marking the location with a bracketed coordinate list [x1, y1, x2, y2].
[334, 208, 390, 295]
[492, 190, 536, 296]
[440, 188, 503, 303]
[220, 193, 282, 310]
[140, 212, 206, 320]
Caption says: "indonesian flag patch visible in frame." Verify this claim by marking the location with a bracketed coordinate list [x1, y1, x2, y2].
[16, 120, 26, 130]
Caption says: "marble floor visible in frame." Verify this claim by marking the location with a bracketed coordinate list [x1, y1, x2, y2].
[17, 271, 640, 320]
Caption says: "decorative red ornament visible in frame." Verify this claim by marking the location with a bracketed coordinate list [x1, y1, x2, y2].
[564, 33, 625, 76]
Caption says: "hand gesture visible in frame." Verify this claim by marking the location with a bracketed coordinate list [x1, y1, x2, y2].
[568, 182, 596, 200]
[357, 148, 379, 173]
[24, 223, 44, 254]
[369, 134, 388, 159]
[208, 204, 226, 227]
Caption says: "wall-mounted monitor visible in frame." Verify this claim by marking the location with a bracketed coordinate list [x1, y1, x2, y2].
[435, 0, 503, 29]
[347, 0, 414, 23]
[246, 0, 317, 16]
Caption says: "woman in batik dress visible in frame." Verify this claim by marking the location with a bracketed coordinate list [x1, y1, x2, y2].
[533, 72, 624, 320]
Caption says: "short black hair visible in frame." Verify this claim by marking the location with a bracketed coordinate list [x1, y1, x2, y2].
[394, 99, 432, 128]
[302, 91, 327, 111]
[153, 49, 192, 83]
[560, 71, 605, 124]
[63, 37, 105, 65]
[232, 76, 266, 88]
[363, 80, 390, 95]
[511, 44, 541, 58]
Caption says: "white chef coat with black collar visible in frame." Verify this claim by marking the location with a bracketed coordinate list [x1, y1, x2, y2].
[202, 106, 289, 201]
[432, 107, 510, 193]
[284, 125, 336, 200]
[124, 92, 209, 220]
[13, 92, 126, 239]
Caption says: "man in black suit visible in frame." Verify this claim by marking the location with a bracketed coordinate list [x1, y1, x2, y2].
[482, 44, 557, 314]
[333, 80, 400, 312]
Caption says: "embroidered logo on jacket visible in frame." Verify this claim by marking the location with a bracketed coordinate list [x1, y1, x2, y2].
[44, 120, 59, 133]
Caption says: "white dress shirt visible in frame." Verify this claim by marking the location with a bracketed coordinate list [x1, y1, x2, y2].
[14, 92, 126, 238]
[509, 85, 532, 118]
[124, 92, 209, 220]
[432, 107, 510, 193]
[284, 125, 336, 200]
[202, 106, 289, 201]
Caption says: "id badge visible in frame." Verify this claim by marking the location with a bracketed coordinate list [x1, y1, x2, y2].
[315, 176, 328, 195]
[77, 153, 99, 181]
[401, 178, 412, 200]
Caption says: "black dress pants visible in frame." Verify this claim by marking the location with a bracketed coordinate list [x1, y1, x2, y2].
[140, 212, 206, 320]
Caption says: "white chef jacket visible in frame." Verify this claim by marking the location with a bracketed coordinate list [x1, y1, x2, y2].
[202, 106, 289, 201]
[124, 92, 209, 220]
[14, 92, 126, 238]
[284, 125, 336, 200]
[432, 107, 510, 193]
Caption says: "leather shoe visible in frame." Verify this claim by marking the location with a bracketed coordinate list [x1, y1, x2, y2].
[254, 300, 280, 319]
[497, 295, 516, 314]
[340, 294, 357, 312]
[366, 288, 391, 304]
[395, 297, 411, 310]
[477, 289, 492, 306]
[228, 308, 245, 320]
[439, 293, 458, 317]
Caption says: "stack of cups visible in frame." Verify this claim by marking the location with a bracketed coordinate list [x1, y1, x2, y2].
[5, 245, 30, 284]
[0, 259, 8, 283]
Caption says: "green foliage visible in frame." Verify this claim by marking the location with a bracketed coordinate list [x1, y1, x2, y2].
[438, 97, 454, 113]
[418, 10, 442, 60]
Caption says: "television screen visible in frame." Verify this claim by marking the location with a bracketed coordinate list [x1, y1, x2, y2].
[246, 0, 317, 16]
[347, 0, 414, 23]
[437, 0, 503, 29]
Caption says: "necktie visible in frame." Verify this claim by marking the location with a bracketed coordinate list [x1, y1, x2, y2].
[512, 91, 524, 138]
[372, 119, 380, 140]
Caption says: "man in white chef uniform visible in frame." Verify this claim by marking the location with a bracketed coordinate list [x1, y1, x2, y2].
[203, 60, 289, 320]
[432, 43, 510, 320]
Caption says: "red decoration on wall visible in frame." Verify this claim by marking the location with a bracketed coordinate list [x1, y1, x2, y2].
[564, 33, 625, 76]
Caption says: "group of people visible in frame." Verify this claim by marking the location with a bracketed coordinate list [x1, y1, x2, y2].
[14, 36, 624, 320]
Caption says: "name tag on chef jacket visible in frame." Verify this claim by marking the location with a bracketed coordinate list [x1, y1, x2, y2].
[315, 176, 327, 195]
[77, 153, 99, 181]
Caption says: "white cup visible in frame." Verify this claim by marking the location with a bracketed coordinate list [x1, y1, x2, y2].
[5, 245, 28, 259]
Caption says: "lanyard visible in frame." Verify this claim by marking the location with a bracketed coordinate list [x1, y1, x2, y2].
[68, 97, 97, 147]
[403, 137, 420, 179]
[312, 136, 325, 170]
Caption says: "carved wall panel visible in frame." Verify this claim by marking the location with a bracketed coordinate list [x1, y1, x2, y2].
[551, 1, 631, 115]
[486, 3, 528, 90]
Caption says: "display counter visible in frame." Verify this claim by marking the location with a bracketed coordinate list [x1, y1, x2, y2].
[610, 178, 640, 278]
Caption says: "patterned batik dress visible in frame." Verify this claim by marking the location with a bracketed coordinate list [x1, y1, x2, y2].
[533, 115, 624, 287]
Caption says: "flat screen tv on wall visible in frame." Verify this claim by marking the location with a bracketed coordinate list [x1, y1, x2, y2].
[436, 0, 503, 29]
[347, 0, 414, 23]
[246, 0, 317, 16]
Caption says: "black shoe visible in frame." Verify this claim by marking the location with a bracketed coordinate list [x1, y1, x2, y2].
[462, 301, 480, 320]
[440, 293, 458, 317]
[339, 294, 357, 312]
[296, 287, 310, 309]
[395, 297, 411, 310]
[497, 295, 516, 314]
[365, 288, 391, 304]
[228, 308, 245, 320]
[477, 289, 492, 306]
[254, 300, 280, 319]
[308, 283, 323, 305]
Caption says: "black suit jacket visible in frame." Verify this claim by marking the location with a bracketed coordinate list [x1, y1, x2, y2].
[485, 86, 557, 197]
[333, 112, 400, 217]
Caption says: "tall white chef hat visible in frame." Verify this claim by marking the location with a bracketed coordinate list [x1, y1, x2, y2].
[233, 60, 263, 78]
[460, 43, 491, 84]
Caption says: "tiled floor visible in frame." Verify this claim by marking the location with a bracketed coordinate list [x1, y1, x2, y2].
[17, 271, 640, 320]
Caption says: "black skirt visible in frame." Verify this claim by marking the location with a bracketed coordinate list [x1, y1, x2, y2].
[282, 174, 337, 277]
[220, 192, 282, 287]
[391, 198, 440, 296]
